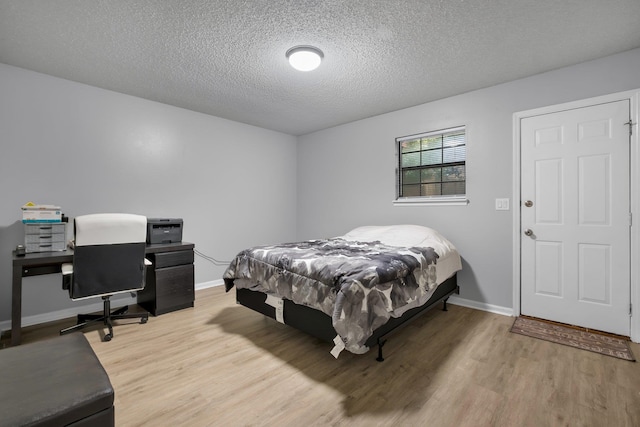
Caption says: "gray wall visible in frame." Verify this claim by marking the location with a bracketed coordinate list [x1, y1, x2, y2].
[0, 63, 297, 325]
[3, 47, 640, 327]
[296, 47, 640, 311]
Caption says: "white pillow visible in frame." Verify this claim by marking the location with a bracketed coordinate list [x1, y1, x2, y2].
[340, 224, 451, 248]
[341, 224, 462, 284]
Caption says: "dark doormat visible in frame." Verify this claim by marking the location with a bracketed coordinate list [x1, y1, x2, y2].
[510, 316, 635, 362]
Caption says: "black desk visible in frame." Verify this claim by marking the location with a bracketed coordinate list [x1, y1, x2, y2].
[11, 242, 194, 346]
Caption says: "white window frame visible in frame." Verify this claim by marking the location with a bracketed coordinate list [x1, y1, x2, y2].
[393, 125, 469, 206]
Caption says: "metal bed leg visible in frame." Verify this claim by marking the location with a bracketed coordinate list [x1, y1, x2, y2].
[442, 297, 449, 311]
[376, 338, 387, 362]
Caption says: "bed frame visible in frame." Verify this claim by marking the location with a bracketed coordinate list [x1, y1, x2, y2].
[235, 274, 459, 361]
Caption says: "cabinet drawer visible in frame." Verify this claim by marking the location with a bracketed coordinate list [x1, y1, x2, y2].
[25, 223, 66, 235]
[25, 233, 66, 244]
[25, 241, 67, 253]
[154, 264, 194, 308]
[153, 250, 194, 268]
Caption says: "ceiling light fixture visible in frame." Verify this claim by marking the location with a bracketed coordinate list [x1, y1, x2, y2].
[285, 46, 324, 72]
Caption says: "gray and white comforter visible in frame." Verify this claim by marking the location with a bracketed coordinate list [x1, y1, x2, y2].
[223, 237, 451, 354]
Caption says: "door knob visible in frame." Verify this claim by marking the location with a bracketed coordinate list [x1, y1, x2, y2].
[524, 229, 533, 236]
[524, 200, 533, 207]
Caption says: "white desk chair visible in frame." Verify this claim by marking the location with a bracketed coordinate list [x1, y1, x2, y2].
[60, 213, 151, 341]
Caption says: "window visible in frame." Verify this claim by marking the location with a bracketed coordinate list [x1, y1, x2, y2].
[396, 126, 466, 204]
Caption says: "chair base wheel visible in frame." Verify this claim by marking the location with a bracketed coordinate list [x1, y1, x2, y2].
[60, 299, 149, 341]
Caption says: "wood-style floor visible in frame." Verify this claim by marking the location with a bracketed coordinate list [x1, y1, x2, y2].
[5, 286, 640, 427]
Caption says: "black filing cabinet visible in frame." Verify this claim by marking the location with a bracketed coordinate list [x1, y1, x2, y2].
[138, 242, 195, 315]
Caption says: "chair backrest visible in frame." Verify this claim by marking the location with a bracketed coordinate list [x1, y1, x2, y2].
[70, 213, 147, 300]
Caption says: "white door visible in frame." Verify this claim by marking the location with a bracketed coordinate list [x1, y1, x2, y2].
[520, 100, 631, 336]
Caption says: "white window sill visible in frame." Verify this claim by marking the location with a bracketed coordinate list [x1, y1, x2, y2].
[393, 197, 469, 207]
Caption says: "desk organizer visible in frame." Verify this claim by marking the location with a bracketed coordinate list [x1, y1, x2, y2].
[24, 223, 67, 253]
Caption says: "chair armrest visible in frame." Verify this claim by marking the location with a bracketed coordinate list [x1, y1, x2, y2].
[61, 263, 73, 290]
[61, 263, 73, 275]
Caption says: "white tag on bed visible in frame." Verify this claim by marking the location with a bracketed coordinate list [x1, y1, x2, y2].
[274, 299, 284, 323]
[330, 335, 345, 359]
[265, 294, 279, 307]
[265, 294, 285, 323]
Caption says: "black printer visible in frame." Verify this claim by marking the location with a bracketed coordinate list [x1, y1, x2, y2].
[146, 218, 183, 244]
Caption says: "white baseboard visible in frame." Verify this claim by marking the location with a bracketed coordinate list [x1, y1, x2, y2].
[192, 284, 516, 318]
[1, 283, 512, 335]
[0, 281, 224, 335]
[447, 295, 514, 317]
[0, 296, 136, 334]
[195, 279, 224, 291]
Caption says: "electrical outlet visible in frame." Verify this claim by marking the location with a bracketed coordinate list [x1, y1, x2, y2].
[495, 198, 510, 211]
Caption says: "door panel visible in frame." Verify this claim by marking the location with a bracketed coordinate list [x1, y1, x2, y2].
[534, 241, 562, 296]
[578, 243, 610, 304]
[578, 154, 610, 225]
[536, 159, 563, 224]
[521, 100, 630, 336]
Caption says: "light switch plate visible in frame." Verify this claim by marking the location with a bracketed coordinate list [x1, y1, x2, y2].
[495, 198, 510, 211]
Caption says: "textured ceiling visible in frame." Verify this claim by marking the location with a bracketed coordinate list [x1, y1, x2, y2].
[1, 1, 640, 136]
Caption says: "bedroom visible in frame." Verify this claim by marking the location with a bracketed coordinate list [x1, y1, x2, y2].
[1, 1, 640, 425]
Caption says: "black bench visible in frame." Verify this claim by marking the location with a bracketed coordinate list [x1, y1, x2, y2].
[0, 333, 114, 427]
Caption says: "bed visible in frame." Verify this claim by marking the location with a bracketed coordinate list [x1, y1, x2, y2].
[223, 225, 462, 360]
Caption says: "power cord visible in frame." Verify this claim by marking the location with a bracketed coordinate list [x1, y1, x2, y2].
[194, 249, 231, 266]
